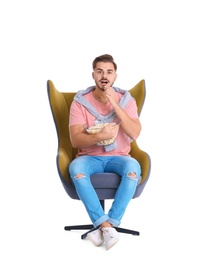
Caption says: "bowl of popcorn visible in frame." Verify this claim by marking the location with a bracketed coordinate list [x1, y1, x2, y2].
[86, 123, 116, 146]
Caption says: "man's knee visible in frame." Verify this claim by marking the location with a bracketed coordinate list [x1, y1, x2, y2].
[74, 173, 86, 179]
[127, 172, 138, 180]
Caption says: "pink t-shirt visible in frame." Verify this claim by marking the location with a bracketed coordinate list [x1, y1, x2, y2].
[69, 90, 139, 157]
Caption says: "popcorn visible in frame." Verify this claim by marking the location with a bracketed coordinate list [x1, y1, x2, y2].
[86, 123, 116, 146]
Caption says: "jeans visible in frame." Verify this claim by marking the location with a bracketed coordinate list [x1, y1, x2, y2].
[69, 155, 141, 227]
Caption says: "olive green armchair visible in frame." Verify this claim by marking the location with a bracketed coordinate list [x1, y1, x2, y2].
[47, 79, 151, 239]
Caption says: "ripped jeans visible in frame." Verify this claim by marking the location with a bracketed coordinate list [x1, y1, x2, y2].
[69, 155, 141, 228]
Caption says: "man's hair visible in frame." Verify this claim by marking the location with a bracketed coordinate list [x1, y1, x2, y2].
[92, 54, 117, 71]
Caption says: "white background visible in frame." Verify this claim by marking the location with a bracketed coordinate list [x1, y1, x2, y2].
[1, 0, 201, 259]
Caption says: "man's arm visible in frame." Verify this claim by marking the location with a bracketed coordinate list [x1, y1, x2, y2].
[69, 123, 119, 148]
[105, 88, 141, 140]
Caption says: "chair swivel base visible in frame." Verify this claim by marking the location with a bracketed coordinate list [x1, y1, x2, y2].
[64, 224, 140, 239]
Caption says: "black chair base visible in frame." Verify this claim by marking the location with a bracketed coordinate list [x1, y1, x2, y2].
[64, 224, 95, 239]
[64, 224, 140, 239]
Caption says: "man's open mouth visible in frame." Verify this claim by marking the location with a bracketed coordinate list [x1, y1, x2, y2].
[101, 80, 109, 85]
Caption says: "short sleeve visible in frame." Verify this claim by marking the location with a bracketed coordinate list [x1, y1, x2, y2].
[69, 100, 87, 126]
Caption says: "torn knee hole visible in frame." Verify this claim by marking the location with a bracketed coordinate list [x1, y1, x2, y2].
[127, 172, 138, 180]
[74, 173, 85, 179]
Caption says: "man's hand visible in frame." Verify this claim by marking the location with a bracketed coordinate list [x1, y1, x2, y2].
[100, 122, 119, 140]
[104, 87, 118, 108]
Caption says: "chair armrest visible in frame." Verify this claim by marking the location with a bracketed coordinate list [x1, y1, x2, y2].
[57, 148, 71, 183]
[130, 141, 151, 183]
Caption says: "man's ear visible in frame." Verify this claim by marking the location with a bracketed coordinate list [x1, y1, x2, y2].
[92, 72, 94, 79]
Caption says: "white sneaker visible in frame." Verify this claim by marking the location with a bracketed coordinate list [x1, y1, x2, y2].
[102, 227, 119, 250]
[87, 228, 104, 246]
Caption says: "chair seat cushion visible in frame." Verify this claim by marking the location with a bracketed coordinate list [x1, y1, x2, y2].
[90, 172, 142, 200]
[91, 172, 121, 189]
[90, 172, 142, 188]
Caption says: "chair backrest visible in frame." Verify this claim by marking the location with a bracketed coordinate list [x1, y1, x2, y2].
[47, 81, 77, 161]
[47, 79, 151, 196]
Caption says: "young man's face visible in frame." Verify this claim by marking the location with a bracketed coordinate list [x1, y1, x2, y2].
[92, 62, 117, 91]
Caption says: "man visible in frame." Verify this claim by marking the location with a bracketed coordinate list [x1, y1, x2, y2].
[69, 54, 141, 250]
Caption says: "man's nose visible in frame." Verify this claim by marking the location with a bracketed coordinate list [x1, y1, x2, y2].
[102, 72, 108, 78]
